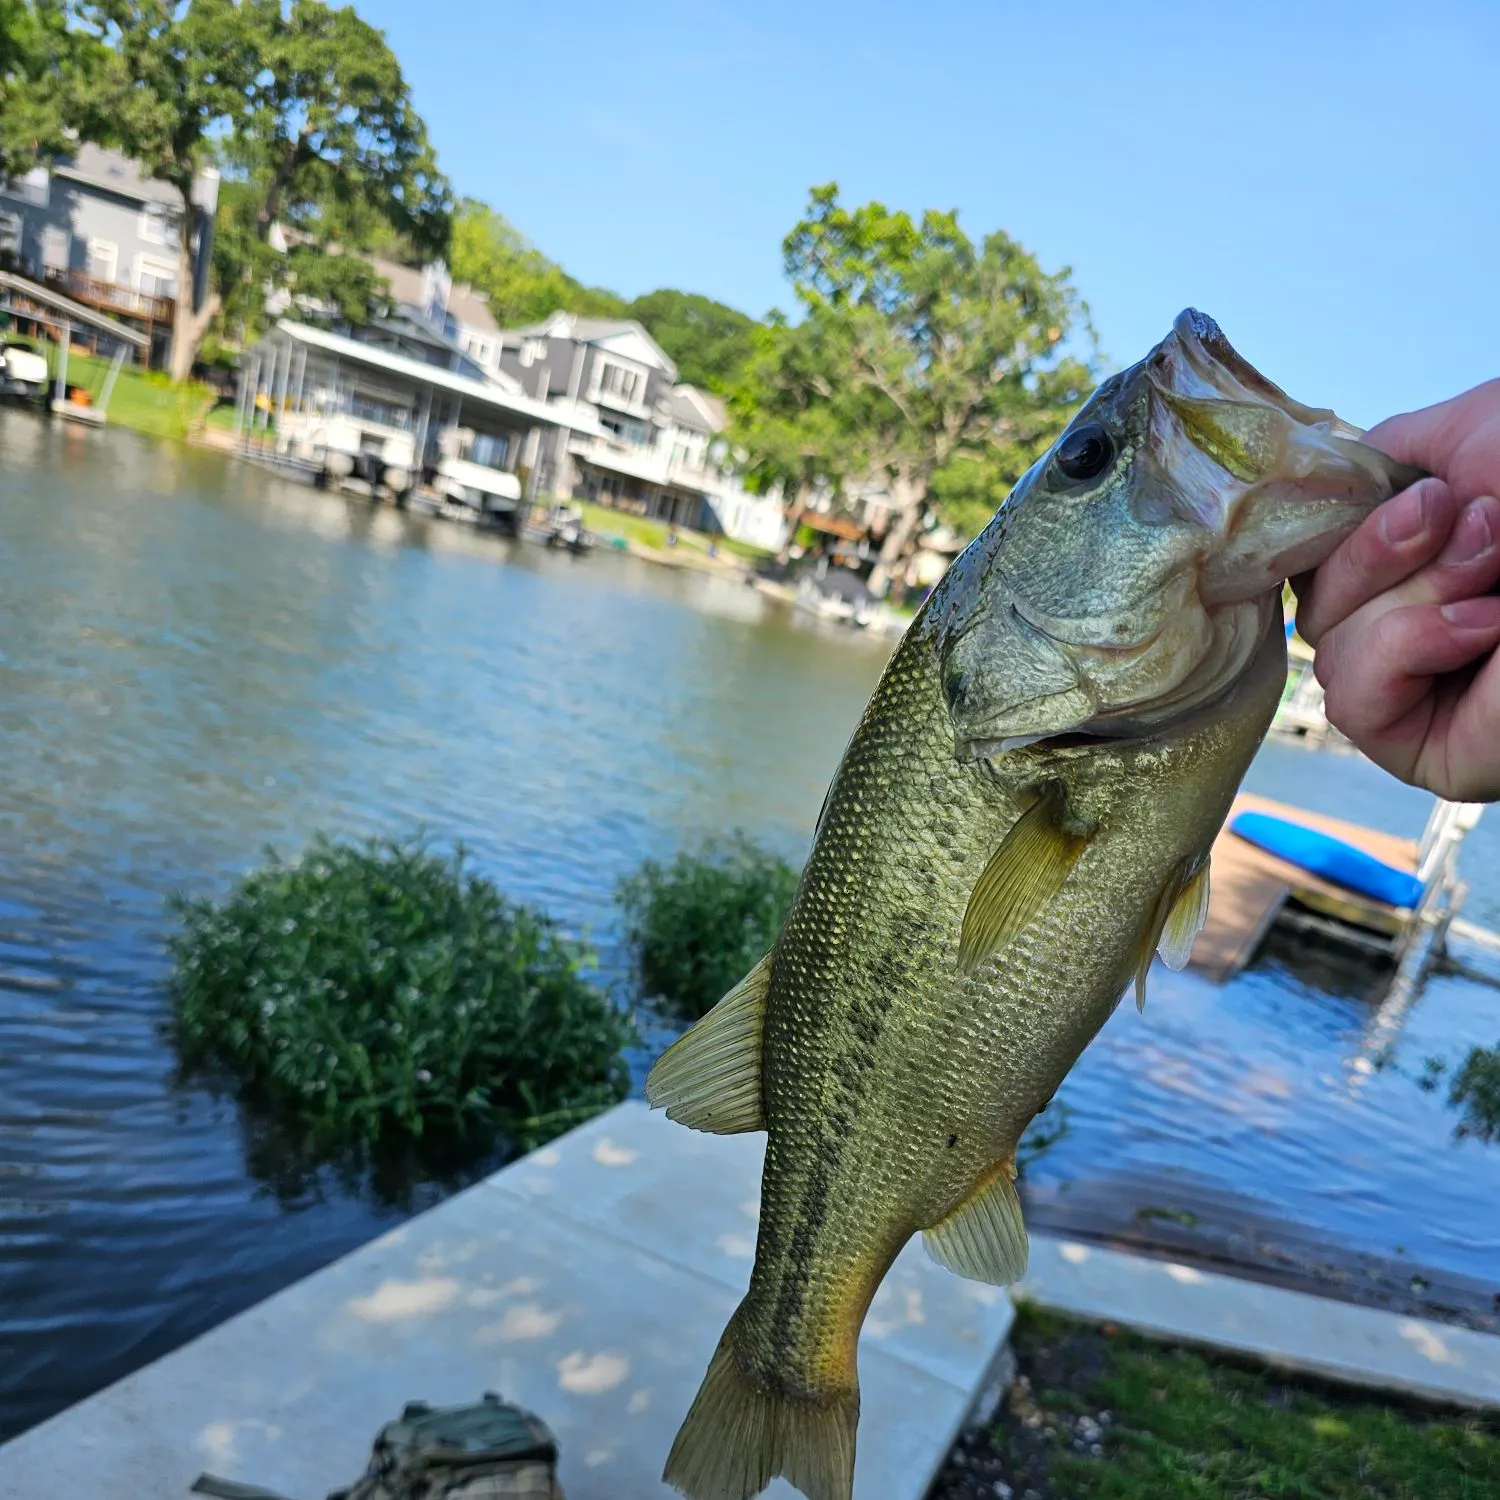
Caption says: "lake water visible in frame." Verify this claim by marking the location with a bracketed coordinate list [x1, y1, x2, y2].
[0, 410, 1497, 1442]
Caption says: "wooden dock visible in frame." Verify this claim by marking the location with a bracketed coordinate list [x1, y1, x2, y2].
[1189, 793, 1420, 983]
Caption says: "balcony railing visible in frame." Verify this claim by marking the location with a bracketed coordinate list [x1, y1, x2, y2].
[44, 269, 175, 324]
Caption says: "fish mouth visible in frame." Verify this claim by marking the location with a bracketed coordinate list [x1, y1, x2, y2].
[1154, 309, 1425, 494]
[960, 604, 1286, 763]
[1165, 309, 1361, 436]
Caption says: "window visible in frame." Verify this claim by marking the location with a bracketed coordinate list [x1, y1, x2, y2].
[520, 336, 546, 367]
[87, 238, 118, 284]
[349, 393, 411, 431]
[1, 167, 48, 206]
[471, 433, 510, 471]
[139, 204, 172, 246]
[136, 255, 178, 298]
[40, 226, 69, 272]
[596, 360, 641, 405]
[0, 211, 20, 257]
[600, 414, 649, 447]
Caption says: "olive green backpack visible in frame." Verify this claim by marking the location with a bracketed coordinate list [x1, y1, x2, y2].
[191, 1393, 564, 1500]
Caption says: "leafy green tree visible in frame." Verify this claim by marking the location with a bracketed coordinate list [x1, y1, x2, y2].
[747, 184, 1098, 596]
[66, 0, 448, 377]
[240, 0, 449, 258]
[728, 312, 861, 564]
[626, 288, 758, 394]
[64, 0, 273, 378]
[0, 0, 93, 179]
[450, 197, 626, 327]
[212, 175, 391, 349]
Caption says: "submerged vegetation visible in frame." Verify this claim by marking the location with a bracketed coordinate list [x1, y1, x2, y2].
[1449, 1044, 1500, 1142]
[618, 833, 799, 1020]
[932, 1304, 1500, 1500]
[169, 835, 633, 1156]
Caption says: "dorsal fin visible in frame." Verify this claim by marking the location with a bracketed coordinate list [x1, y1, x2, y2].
[645, 953, 771, 1134]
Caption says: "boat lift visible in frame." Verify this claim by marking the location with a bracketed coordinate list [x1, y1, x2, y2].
[0, 270, 146, 426]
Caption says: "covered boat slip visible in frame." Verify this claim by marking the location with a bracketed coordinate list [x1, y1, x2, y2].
[238, 321, 603, 495]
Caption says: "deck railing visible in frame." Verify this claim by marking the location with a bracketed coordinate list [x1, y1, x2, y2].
[44, 270, 175, 324]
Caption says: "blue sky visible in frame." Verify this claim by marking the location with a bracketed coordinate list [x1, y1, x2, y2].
[355, 0, 1497, 428]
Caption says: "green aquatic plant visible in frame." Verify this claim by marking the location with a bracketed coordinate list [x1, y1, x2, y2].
[1450, 1044, 1500, 1142]
[169, 835, 634, 1153]
[618, 832, 800, 1020]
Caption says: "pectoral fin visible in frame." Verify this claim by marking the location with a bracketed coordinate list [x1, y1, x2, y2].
[923, 1158, 1028, 1286]
[646, 954, 771, 1134]
[958, 787, 1089, 977]
[1132, 858, 1212, 1012]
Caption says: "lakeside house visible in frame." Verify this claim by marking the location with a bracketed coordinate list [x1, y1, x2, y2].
[264, 267, 788, 551]
[0, 144, 219, 370]
[493, 310, 786, 550]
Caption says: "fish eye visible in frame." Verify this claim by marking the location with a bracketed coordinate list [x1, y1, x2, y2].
[1055, 423, 1115, 482]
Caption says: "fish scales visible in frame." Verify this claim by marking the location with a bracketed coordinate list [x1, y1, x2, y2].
[744, 613, 1273, 1407]
[649, 309, 1424, 1500]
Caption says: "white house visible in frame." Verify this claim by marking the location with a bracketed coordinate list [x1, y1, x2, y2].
[493, 311, 787, 551]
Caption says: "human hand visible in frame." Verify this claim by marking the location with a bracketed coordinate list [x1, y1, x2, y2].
[1293, 378, 1500, 802]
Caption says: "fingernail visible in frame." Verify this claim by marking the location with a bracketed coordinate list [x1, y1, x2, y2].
[1379, 484, 1431, 545]
[1440, 597, 1500, 631]
[1440, 500, 1496, 566]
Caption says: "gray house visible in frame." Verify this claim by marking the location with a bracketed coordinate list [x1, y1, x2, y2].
[495, 312, 680, 505]
[0, 143, 219, 368]
[491, 311, 786, 547]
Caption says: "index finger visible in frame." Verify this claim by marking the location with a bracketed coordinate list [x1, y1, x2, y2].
[1363, 377, 1500, 480]
[1293, 477, 1458, 646]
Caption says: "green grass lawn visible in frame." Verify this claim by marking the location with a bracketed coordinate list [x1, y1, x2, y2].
[38, 345, 216, 441]
[930, 1304, 1500, 1500]
[202, 401, 240, 432]
[569, 499, 773, 564]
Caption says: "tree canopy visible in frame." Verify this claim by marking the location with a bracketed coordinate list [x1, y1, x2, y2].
[0, 0, 88, 180]
[238, 0, 449, 259]
[450, 198, 624, 326]
[735, 184, 1098, 594]
[623, 288, 758, 394]
[22, 0, 449, 375]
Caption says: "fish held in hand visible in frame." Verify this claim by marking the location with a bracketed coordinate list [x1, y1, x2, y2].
[647, 309, 1421, 1500]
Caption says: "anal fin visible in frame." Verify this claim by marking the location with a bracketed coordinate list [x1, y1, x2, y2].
[959, 786, 1090, 977]
[646, 953, 771, 1135]
[923, 1159, 1029, 1286]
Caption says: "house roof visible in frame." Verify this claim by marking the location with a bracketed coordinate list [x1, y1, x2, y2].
[446, 282, 499, 335]
[505, 312, 676, 375]
[367, 256, 432, 310]
[666, 384, 727, 433]
[51, 144, 182, 209]
[265, 320, 604, 435]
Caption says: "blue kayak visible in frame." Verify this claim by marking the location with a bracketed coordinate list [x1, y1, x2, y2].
[1230, 810, 1424, 910]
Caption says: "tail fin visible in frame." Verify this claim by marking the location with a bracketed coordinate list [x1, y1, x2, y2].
[663, 1322, 859, 1500]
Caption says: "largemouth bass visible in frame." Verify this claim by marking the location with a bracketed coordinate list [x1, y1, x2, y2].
[647, 310, 1422, 1500]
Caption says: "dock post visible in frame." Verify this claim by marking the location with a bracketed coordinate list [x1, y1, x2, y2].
[233, 353, 254, 445]
[53, 322, 70, 409]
